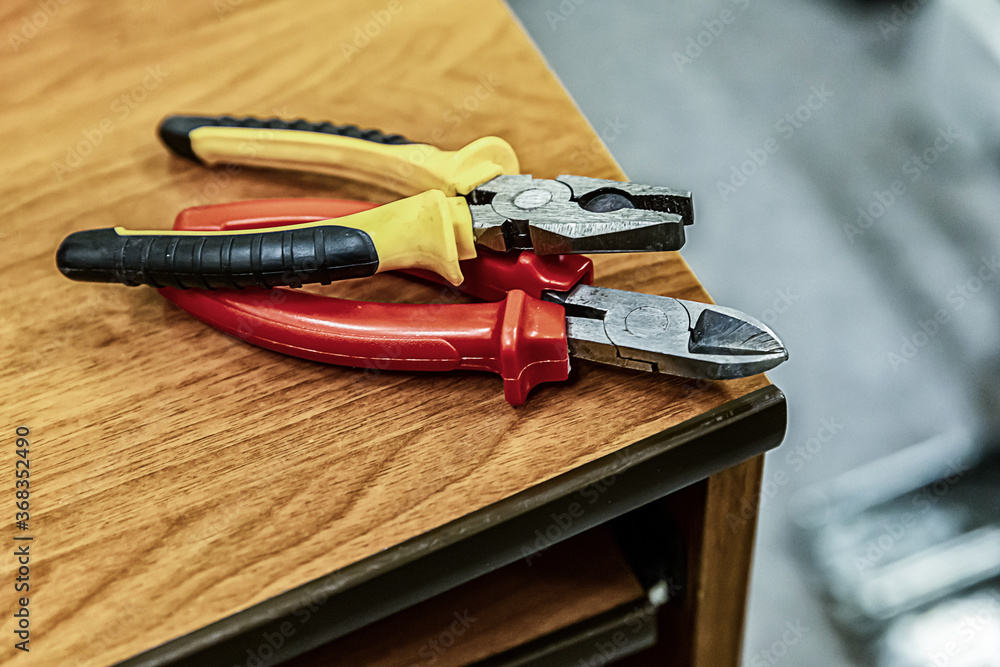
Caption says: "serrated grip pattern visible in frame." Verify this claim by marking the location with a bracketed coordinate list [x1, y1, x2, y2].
[158, 114, 412, 162]
[56, 226, 379, 290]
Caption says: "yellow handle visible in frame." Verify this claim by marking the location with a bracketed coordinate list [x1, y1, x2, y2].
[188, 126, 519, 196]
[349, 190, 477, 285]
[115, 191, 476, 286]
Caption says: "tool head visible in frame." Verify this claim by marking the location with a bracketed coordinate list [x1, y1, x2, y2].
[467, 175, 693, 255]
[544, 284, 787, 380]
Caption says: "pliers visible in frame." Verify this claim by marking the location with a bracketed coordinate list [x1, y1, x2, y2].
[54, 114, 787, 403]
[157, 199, 785, 405]
[56, 115, 694, 290]
[160, 199, 788, 405]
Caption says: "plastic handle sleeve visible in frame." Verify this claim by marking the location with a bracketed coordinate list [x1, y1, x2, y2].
[158, 114, 519, 196]
[56, 191, 477, 288]
[158, 287, 571, 405]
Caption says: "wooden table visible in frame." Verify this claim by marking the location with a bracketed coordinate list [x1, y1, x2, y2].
[0, 1, 786, 665]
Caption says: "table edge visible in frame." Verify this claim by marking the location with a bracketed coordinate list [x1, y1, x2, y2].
[119, 385, 787, 666]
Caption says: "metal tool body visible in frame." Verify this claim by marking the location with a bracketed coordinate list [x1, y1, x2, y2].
[545, 284, 787, 380]
[468, 174, 692, 254]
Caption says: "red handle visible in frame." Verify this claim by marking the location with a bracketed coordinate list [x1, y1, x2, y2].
[160, 198, 578, 404]
[170, 197, 380, 231]
[159, 286, 568, 404]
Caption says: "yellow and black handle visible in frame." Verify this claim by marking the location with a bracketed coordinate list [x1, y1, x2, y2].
[157, 114, 519, 197]
[57, 114, 520, 289]
[159, 114, 413, 161]
[56, 191, 478, 288]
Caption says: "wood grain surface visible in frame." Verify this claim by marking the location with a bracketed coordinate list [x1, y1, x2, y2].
[0, 1, 772, 664]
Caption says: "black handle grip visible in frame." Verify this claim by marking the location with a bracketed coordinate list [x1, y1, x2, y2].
[56, 226, 379, 290]
[158, 114, 413, 163]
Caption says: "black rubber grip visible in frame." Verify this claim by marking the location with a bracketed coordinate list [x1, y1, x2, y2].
[158, 115, 413, 163]
[56, 227, 379, 290]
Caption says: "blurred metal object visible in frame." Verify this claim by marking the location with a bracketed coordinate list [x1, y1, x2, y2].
[791, 431, 984, 530]
[789, 431, 1000, 647]
[857, 525, 1000, 621]
[878, 586, 1000, 667]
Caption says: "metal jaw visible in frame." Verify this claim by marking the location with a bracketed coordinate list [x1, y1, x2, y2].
[543, 284, 788, 380]
[467, 174, 693, 255]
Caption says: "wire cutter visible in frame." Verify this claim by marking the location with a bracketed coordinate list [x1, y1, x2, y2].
[56, 115, 694, 290]
[157, 197, 786, 404]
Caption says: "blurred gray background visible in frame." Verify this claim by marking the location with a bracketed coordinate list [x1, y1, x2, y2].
[506, 0, 1000, 664]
